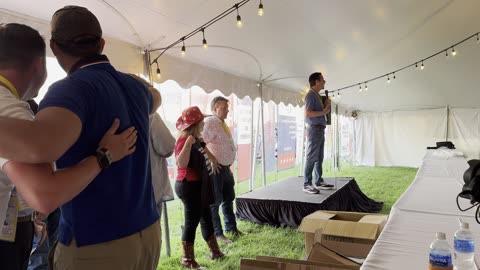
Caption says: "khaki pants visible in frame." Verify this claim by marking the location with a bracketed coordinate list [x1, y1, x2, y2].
[50, 221, 161, 270]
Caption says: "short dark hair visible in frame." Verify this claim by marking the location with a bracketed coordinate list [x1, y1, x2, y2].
[0, 23, 45, 70]
[309, 72, 323, 87]
[211, 96, 229, 111]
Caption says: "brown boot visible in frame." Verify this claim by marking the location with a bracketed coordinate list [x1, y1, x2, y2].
[181, 241, 200, 268]
[206, 235, 225, 260]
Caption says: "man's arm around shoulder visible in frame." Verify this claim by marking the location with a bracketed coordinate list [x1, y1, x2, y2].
[0, 106, 81, 163]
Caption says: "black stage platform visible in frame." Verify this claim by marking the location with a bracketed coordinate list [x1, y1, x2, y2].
[236, 177, 383, 227]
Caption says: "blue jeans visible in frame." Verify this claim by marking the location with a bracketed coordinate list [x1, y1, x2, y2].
[28, 208, 60, 270]
[210, 165, 237, 236]
[304, 125, 325, 186]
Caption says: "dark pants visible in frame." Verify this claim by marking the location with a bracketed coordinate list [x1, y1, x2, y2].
[175, 180, 214, 243]
[304, 125, 326, 186]
[28, 208, 60, 270]
[210, 165, 237, 236]
[0, 220, 34, 270]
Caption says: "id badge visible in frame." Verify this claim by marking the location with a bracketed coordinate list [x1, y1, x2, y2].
[0, 193, 19, 242]
[18, 195, 30, 212]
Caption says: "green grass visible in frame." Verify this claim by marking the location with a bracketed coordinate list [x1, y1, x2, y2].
[157, 162, 417, 269]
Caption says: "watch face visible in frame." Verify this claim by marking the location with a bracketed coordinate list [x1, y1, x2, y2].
[97, 149, 112, 169]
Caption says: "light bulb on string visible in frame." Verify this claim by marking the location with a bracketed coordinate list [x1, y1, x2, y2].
[393, 72, 396, 79]
[420, 61, 424, 70]
[155, 61, 161, 78]
[202, 29, 208, 49]
[452, 47, 457, 56]
[387, 75, 391, 83]
[364, 83, 368, 91]
[337, 92, 341, 98]
[236, 6, 243, 28]
[445, 50, 449, 58]
[415, 62, 418, 69]
[258, 0, 264, 16]
[181, 38, 186, 56]
[359, 84, 362, 92]
[477, 34, 479, 44]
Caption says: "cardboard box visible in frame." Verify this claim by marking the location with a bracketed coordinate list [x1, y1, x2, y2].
[306, 243, 360, 266]
[240, 258, 360, 270]
[256, 256, 359, 270]
[298, 211, 387, 258]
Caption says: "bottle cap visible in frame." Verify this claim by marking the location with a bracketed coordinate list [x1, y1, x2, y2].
[436, 232, 446, 240]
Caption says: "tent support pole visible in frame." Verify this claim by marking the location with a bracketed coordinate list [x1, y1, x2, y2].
[249, 99, 258, 192]
[144, 50, 152, 83]
[259, 84, 267, 187]
[446, 105, 450, 141]
[334, 104, 340, 172]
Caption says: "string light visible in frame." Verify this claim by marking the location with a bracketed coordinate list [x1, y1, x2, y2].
[258, 0, 264, 16]
[324, 32, 479, 97]
[181, 38, 186, 56]
[337, 92, 341, 98]
[149, 0, 253, 68]
[236, 5, 243, 28]
[364, 82, 368, 91]
[155, 61, 161, 77]
[202, 29, 208, 49]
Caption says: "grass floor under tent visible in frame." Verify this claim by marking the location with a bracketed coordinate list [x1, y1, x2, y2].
[157, 163, 417, 269]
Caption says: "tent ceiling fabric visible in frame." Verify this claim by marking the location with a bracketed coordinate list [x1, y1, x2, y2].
[1, 0, 480, 111]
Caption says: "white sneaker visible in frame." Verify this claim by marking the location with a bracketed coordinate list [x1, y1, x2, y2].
[303, 185, 320, 194]
[316, 182, 334, 190]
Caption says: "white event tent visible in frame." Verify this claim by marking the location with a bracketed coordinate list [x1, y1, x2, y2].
[1, 0, 480, 169]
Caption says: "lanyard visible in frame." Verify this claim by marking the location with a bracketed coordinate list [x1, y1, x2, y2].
[221, 121, 232, 138]
[309, 89, 328, 122]
[0, 75, 20, 99]
[309, 89, 324, 107]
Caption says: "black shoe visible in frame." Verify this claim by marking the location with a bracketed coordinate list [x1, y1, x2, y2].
[316, 182, 334, 190]
[303, 185, 320, 194]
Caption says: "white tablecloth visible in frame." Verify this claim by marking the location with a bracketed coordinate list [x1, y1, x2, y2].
[362, 209, 480, 270]
[362, 149, 479, 269]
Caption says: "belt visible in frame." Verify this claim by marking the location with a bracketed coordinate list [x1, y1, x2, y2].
[17, 214, 33, 223]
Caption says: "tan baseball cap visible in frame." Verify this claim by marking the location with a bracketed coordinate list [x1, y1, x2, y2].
[51, 6, 102, 44]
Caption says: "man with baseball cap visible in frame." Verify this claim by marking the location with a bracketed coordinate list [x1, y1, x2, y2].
[0, 5, 161, 269]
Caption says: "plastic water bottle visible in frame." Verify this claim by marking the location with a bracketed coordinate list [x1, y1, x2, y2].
[429, 232, 453, 270]
[453, 222, 475, 270]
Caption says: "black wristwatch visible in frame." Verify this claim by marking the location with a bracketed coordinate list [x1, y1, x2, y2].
[96, 148, 112, 169]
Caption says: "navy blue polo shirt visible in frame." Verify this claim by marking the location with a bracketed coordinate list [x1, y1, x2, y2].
[304, 89, 327, 126]
[39, 56, 159, 247]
